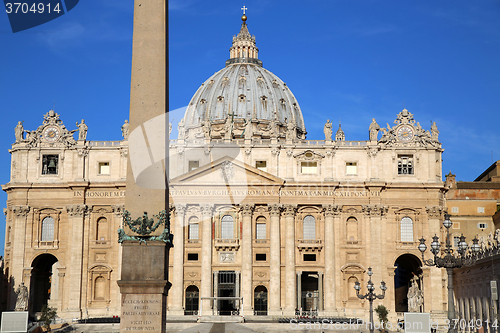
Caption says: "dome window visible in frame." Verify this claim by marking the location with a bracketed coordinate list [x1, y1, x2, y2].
[200, 99, 206, 105]
[209, 79, 215, 85]
[221, 77, 229, 86]
[272, 80, 279, 88]
[217, 96, 224, 102]
[239, 94, 246, 102]
[256, 77, 264, 86]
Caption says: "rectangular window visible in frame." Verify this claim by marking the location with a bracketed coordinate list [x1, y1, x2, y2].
[398, 155, 414, 175]
[451, 207, 459, 213]
[98, 162, 110, 175]
[478, 207, 485, 213]
[256, 223, 266, 240]
[478, 223, 487, 230]
[255, 161, 267, 172]
[301, 161, 317, 174]
[452, 222, 460, 229]
[187, 253, 198, 261]
[42, 155, 58, 175]
[256, 253, 266, 261]
[346, 162, 357, 175]
[221, 218, 234, 239]
[188, 160, 199, 172]
[453, 236, 460, 248]
[188, 223, 199, 240]
[303, 254, 316, 261]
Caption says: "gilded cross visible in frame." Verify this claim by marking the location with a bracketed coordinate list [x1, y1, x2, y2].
[241, 6, 247, 15]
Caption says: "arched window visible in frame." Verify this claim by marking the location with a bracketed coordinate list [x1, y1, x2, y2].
[185, 285, 199, 315]
[254, 286, 268, 315]
[303, 215, 316, 240]
[41, 216, 55, 242]
[348, 276, 358, 299]
[256, 216, 266, 240]
[188, 216, 199, 240]
[221, 215, 234, 239]
[96, 217, 108, 241]
[94, 276, 105, 300]
[400, 216, 414, 242]
[346, 217, 358, 241]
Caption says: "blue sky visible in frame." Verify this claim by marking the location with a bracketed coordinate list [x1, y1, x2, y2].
[1, 0, 499, 254]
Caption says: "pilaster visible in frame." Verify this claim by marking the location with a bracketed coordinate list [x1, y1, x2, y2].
[10, 205, 29, 308]
[323, 204, 338, 314]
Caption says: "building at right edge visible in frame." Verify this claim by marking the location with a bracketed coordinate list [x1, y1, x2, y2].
[448, 161, 500, 326]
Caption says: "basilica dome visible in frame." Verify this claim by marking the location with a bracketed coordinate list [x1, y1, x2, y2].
[180, 15, 306, 141]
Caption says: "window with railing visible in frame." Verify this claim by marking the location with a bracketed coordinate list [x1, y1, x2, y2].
[221, 215, 234, 239]
[400, 216, 414, 242]
[303, 215, 316, 240]
[41, 216, 55, 242]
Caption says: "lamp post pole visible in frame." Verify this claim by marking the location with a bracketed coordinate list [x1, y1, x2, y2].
[418, 213, 480, 331]
[354, 267, 387, 333]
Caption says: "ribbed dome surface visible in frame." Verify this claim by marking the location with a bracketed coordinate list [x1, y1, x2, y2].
[183, 63, 306, 132]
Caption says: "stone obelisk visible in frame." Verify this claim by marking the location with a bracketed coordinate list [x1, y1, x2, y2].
[117, 0, 169, 332]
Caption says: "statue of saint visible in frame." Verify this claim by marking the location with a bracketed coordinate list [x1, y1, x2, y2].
[407, 276, 423, 312]
[368, 118, 380, 141]
[431, 122, 439, 141]
[121, 120, 129, 139]
[15, 121, 24, 142]
[203, 118, 211, 139]
[178, 118, 186, 140]
[244, 119, 253, 140]
[15, 282, 28, 311]
[324, 119, 333, 141]
[76, 119, 88, 141]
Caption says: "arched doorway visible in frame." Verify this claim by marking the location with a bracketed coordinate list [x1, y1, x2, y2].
[31, 254, 58, 313]
[254, 285, 267, 316]
[184, 285, 199, 315]
[394, 253, 422, 313]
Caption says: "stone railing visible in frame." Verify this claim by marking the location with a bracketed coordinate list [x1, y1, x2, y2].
[88, 141, 122, 147]
[214, 238, 240, 251]
[297, 239, 323, 252]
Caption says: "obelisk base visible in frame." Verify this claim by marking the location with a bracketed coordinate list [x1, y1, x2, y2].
[118, 241, 170, 333]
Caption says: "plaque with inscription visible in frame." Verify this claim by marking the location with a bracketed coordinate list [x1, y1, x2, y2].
[1, 311, 28, 333]
[121, 294, 165, 332]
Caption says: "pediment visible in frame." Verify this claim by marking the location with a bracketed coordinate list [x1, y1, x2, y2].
[293, 150, 325, 160]
[169, 156, 284, 186]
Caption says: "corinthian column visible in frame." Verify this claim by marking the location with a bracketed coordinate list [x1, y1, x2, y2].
[200, 204, 214, 313]
[66, 204, 88, 318]
[323, 204, 338, 314]
[268, 204, 282, 315]
[241, 204, 254, 316]
[283, 204, 297, 316]
[169, 204, 186, 315]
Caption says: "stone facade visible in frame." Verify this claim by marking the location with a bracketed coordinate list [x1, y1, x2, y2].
[3, 110, 127, 319]
[2, 13, 454, 326]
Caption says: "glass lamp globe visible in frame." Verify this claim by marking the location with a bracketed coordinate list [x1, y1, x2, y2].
[367, 267, 373, 276]
[354, 281, 361, 291]
[418, 237, 427, 253]
[443, 214, 452, 229]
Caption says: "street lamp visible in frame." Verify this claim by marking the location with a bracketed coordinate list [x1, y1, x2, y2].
[418, 213, 480, 327]
[354, 267, 387, 333]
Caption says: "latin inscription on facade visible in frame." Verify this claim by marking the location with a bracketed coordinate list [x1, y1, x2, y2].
[74, 191, 125, 198]
[169, 189, 380, 197]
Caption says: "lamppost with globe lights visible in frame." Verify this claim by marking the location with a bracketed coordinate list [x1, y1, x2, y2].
[354, 267, 387, 333]
[418, 213, 480, 326]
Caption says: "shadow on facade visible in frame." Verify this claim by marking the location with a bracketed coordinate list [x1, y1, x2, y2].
[394, 253, 422, 312]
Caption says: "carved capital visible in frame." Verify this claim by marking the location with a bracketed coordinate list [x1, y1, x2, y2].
[120, 149, 128, 158]
[240, 203, 254, 217]
[12, 205, 30, 218]
[200, 204, 215, 217]
[323, 204, 341, 217]
[112, 204, 125, 215]
[77, 147, 90, 157]
[426, 206, 443, 218]
[3, 208, 8, 216]
[286, 149, 293, 157]
[204, 147, 211, 155]
[177, 146, 185, 155]
[283, 204, 297, 217]
[66, 204, 88, 217]
[174, 204, 187, 216]
[268, 203, 282, 217]
[244, 147, 252, 155]
[271, 147, 279, 155]
[362, 204, 388, 216]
